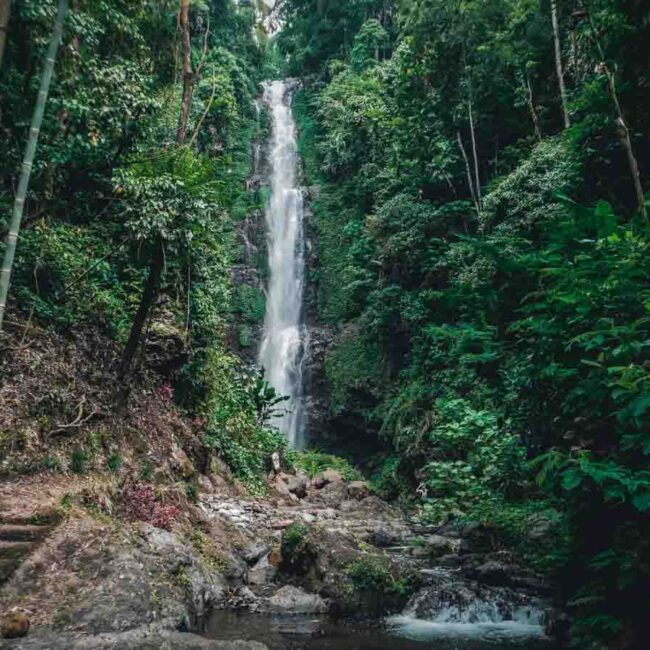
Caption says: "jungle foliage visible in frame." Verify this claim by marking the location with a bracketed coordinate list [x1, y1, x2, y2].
[279, 0, 650, 647]
[0, 1, 288, 485]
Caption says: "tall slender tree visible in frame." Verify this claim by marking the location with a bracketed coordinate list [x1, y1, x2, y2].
[119, 0, 194, 378]
[0, 0, 11, 70]
[176, 0, 194, 145]
[0, 0, 68, 333]
[551, 0, 571, 128]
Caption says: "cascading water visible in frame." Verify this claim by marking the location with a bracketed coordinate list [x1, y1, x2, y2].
[386, 569, 550, 645]
[259, 79, 309, 450]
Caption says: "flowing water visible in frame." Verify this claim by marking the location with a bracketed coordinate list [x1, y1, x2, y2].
[259, 79, 309, 449]
[204, 611, 553, 649]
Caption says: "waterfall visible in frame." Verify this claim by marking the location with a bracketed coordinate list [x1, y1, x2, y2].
[259, 79, 309, 450]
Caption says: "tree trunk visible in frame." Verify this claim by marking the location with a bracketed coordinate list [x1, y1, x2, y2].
[468, 96, 481, 208]
[0, 0, 67, 333]
[120, 0, 192, 378]
[176, 0, 193, 145]
[526, 67, 543, 141]
[457, 131, 480, 219]
[551, 0, 571, 129]
[582, 2, 647, 221]
[604, 66, 647, 222]
[119, 242, 164, 378]
[0, 0, 11, 71]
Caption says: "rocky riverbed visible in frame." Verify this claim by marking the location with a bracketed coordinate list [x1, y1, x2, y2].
[0, 469, 559, 649]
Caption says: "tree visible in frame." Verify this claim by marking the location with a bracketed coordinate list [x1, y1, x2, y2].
[119, 0, 197, 379]
[0, 0, 68, 333]
[0, 0, 10, 70]
[551, 0, 571, 128]
[176, 0, 194, 145]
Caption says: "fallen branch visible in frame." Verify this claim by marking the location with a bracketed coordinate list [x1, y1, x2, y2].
[49, 396, 103, 436]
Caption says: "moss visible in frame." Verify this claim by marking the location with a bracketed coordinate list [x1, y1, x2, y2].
[233, 285, 265, 323]
[238, 323, 253, 348]
[325, 327, 385, 415]
[188, 529, 227, 573]
[345, 556, 419, 614]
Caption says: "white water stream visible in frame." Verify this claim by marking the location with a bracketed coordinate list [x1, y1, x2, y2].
[259, 79, 309, 449]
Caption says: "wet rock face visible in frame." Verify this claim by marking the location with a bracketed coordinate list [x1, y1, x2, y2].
[303, 323, 337, 445]
[230, 215, 266, 365]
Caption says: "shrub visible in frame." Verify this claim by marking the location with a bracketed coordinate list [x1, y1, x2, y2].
[280, 523, 314, 574]
[70, 448, 89, 474]
[121, 482, 179, 531]
[106, 454, 123, 474]
[345, 556, 417, 613]
[295, 450, 363, 481]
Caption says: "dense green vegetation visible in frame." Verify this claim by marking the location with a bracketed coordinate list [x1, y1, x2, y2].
[280, 0, 650, 647]
[1, 0, 649, 647]
[0, 0, 289, 485]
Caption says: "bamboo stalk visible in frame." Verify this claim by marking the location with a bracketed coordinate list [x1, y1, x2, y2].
[551, 0, 571, 129]
[0, 0, 11, 71]
[0, 0, 68, 333]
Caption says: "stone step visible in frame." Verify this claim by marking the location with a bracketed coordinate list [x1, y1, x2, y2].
[0, 540, 33, 560]
[0, 514, 57, 586]
[0, 523, 51, 542]
[383, 545, 412, 553]
[0, 557, 22, 583]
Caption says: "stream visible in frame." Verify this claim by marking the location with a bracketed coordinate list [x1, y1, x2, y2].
[204, 611, 552, 649]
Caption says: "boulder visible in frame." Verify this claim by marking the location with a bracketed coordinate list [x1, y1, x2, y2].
[347, 481, 371, 500]
[241, 543, 271, 566]
[285, 475, 308, 499]
[268, 477, 291, 500]
[198, 474, 215, 494]
[339, 496, 395, 518]
[312, 469, 342, 489]
[366, 529, 402, 548]
[458, 521, 499, 554]
[466, 560, 552, 595]
[526, 511, 558, 541]
[297, 512, 316, 525]
[1, 611, 29, 639]
[467, 560, 514, 587]
[308, 481, 348, 508]
[421, 534, 460, 557]
[246, 555, 277, 587]
[267, 586, 328, 614]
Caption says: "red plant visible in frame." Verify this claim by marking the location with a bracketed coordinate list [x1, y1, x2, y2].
[121, 482, 179, 531]
[159, 383, 174, 401]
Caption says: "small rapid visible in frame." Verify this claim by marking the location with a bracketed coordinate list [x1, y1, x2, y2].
[387, 568, 550, 645]
[258, 79, 309, 449]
